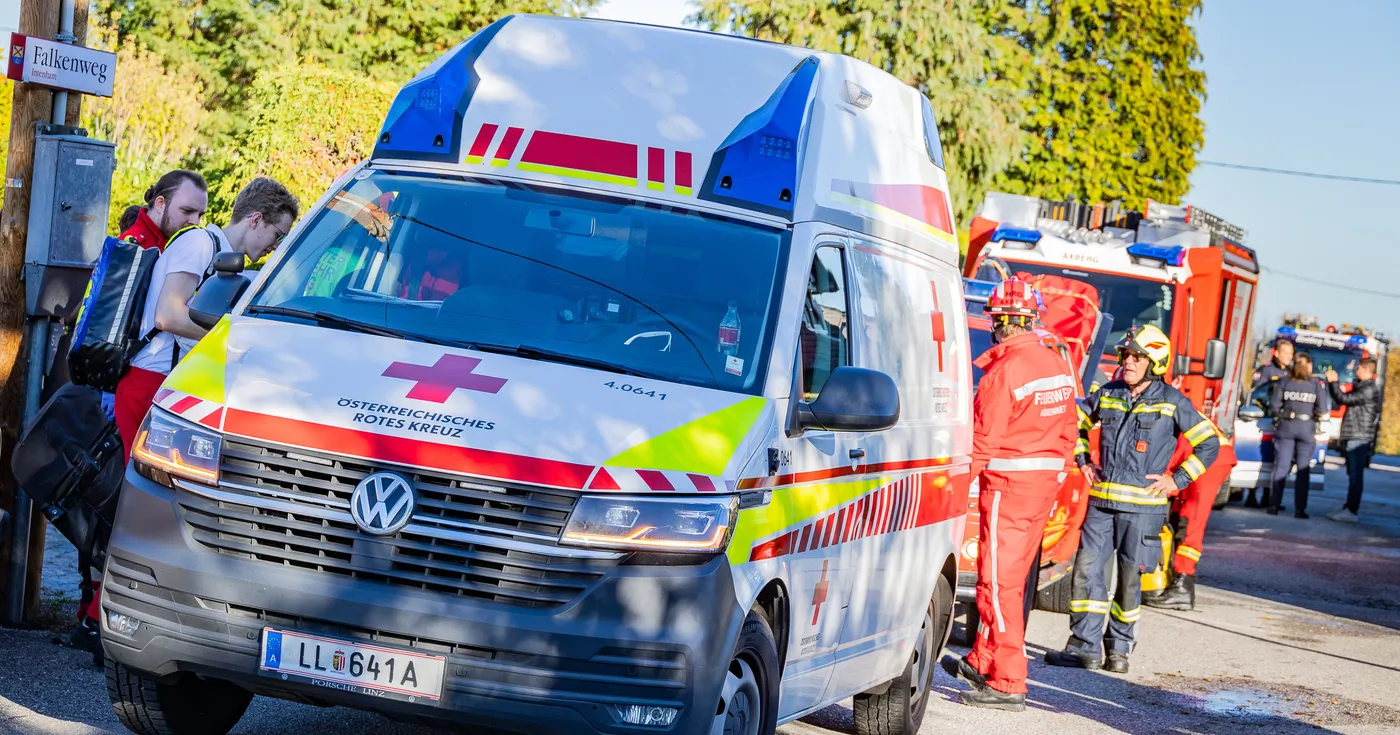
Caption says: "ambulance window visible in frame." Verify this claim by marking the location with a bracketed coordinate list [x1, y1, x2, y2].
[920, 96, 946, 169]
[801, 246, 850, 402]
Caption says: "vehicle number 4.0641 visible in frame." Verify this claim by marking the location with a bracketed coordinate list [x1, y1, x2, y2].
[604, 381, 666, 400]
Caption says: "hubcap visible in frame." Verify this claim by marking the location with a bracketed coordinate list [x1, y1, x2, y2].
[909, 607, 935, 705]
[711, 658, 761, 735]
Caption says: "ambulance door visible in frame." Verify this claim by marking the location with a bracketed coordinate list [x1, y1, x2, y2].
[776, 239, 861, 717]
[1215, 274, 1255, 430]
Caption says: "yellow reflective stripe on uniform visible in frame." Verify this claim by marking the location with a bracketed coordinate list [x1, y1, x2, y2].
[1078, 406, 1094, 430]
[1181, 455, 1206, 480]
[1111, 602, 1141, 623]
[1099, 397, 1129, 412]
[726, 477, 884, 565]
[1090, 483, 1170, 506]
[1185, 419, 1215, 446]
[161, 315, 232, 404]
[1132, 402, 1177, 417]
[1075, 438, 1090, 454]
[606, 396, 767, 477]
[1069, 599, 1111, 614]
[1176, 545, 1202, 561]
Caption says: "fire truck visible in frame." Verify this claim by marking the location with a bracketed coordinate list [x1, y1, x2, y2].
[965, 192, 1252, 501]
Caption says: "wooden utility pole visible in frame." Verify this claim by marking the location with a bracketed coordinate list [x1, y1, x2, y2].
[0, 0, 90, 624]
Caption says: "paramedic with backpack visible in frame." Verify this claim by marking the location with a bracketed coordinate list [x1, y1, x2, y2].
[114, 177, 299, 458]
[943, 278, 1077, 712]
[1046, 325, 1219, 674]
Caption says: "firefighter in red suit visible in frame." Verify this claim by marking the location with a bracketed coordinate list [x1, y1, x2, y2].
[943, 278, 1078, 711]
[1145, 418, 1237, 610]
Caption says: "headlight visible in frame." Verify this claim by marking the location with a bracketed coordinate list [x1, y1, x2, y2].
[132, 408, 222, 485]
[561, 495, 737, 553]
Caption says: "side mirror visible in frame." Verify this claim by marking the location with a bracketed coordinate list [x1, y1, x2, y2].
[797, 367, 900, 433]
[188, 270, 251, 330]
[1238, 404, 1266, 422]
[213, 251, 246, 274]
[1202, 338, 1227, 380]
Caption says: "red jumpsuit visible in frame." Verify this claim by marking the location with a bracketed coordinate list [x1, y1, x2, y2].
[1168, 421, 1237, 576]
[966, 332, 1078, 695]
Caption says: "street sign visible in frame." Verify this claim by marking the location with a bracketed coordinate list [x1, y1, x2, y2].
[6, 33, 115, 97]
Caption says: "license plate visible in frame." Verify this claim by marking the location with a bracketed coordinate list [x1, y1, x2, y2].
[259, 628, 445, 703]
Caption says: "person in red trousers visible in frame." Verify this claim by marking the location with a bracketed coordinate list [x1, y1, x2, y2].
[943, 278, 1078, 711]
[1146, 418, 1237, 610]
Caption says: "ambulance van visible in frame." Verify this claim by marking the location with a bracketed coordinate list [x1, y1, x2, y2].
[101, 15, 973, 735]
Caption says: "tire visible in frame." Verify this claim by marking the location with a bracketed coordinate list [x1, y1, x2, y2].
[1022, 548, 1041, 626]
[1036, 570, 1073, 614]
[961, 601, 980, 647]
[107, 658, 252, 735]
[711, 608, 781, 735]
[854, 575, 951, 735]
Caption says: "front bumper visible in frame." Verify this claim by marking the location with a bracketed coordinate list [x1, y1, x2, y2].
[102, 467, 742, 735]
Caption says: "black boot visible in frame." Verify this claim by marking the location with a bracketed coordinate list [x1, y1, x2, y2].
[1045, 649, 1102, 670]
[1145, 573, 1195, 610]
[1244, 490, 1259, 508]
[941, 655, 987, 690]
[1105, 654, 1130, 674]
[958, 686, 1026, 712]
[57, 617, 104, 667]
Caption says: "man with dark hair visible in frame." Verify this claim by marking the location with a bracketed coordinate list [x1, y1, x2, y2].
[114, 176, 300, 457]
[1246, 336, 1295, 507]
[120, 169, 209, 250]
[1325, 357, 1381, 523]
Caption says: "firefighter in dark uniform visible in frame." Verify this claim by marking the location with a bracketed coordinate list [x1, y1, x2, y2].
[1046, 325, 1220, 674]
[1268, 351, 1327, 518]
[1246, 337, 1293, 507]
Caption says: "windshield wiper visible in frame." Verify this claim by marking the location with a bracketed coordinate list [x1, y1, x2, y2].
[244, 304, 416, 341]
[467, 342, 672, 381]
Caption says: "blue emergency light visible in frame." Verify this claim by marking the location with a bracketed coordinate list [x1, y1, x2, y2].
[1126, 243, 1186, 267]
[699, 56, 818, 218]
[989, 226, 1041, 245]
[962, 278, 998, 303]
[373, 17, 511, 164]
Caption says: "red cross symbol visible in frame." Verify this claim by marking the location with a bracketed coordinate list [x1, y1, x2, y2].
[929, 281, 946, 372]
[811, 560, 831, 625]
[382, 354, 507, 403]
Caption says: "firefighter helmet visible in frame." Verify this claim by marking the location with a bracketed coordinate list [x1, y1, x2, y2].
[1116, 325, 1172, 376]
[985, 278, 1042, 322]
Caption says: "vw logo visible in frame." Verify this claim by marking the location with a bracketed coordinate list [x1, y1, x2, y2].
[350, 472, 415, 536]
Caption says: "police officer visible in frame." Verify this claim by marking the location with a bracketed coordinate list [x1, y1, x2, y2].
[1268, 351, 1327, 518]
[1046, 325, 1219, 674]
[1246, 337, 1293, 508]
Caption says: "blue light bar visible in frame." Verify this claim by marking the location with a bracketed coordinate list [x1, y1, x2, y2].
[990, 226, 1041, 245]
[1126, 243, 1186, 266]
[1277, 326, 1297, 336]
[963, 278, 998, 303]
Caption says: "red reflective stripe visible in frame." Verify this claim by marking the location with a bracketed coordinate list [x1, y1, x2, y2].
[170, 396, 201, 415]
[636, 469, 674, 491]
[588, 468, 621, 490]
[154, 388, 174, 405]
[468, 123, 498, 158]
[797, 524, 814, 554]
[810, 518, 826, 550]
[198, 407, 224, 429]
[748, 531, 794, 562]
[520, 131, 638, 179]
[737, 455, 962, 490]
[222, 409, 594, 489]
[675, 151, 693, 187]
[688, 473, 716, 492]
[494, 127, 525, 161]
[832, 180, 954, 235]
[647, 147, 665, 184]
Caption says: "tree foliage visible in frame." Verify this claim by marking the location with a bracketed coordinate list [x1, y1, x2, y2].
[990, 0, 1207, 205]
[1380, 350, 1400, 456]
[694, 0, 1026, 224]
[210, 64, 399, 214]
[81, 34, 209, 232]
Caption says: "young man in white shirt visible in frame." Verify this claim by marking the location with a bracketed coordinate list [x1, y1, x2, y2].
[114, 176, 300, 457]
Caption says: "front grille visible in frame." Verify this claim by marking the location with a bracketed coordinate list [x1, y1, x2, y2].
[179, 438, 618, 609]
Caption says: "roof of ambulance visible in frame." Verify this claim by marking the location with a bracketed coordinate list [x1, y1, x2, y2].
[370, 14, 961, 265]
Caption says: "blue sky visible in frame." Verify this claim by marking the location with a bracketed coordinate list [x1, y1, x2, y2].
[593, 0, 1400, 342]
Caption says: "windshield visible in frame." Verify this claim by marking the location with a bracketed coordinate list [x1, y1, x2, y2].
[1004, 262, 1172, 357]
[248, 171, 789, 393]
[1296, 346, 1359, 384]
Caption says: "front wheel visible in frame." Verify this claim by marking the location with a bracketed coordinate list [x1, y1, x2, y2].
[107, 658, 252, 735]
[711, 608, 781, 735]
[854, 574, 952, 735]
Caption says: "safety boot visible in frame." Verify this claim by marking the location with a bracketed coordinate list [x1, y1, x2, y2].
[958, 686, 1026, 712]
[1145, 573, 1195, 611]
[1045, 649, 1102, 670]
[1105, 654, 1130, 674]
[1243, 489, 1260, 508]
[941, 655, 987, 690]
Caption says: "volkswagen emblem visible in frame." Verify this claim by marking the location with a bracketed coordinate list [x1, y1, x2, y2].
[350, 472, 415, 536]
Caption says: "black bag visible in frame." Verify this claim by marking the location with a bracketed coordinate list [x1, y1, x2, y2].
[11, 383, 124, 579]
[67, 236, 161, 393]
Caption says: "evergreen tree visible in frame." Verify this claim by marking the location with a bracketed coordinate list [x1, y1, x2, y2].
[695, 0, 1026, 225]
[990, 0, 1207, 205]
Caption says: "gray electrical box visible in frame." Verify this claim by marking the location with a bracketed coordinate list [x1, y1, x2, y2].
[25, 131, 116, 317]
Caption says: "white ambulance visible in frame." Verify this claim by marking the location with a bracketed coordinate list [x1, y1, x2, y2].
[102, 15, 973, 735]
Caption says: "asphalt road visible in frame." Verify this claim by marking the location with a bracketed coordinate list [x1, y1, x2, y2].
[5, 455, 1400, 734]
